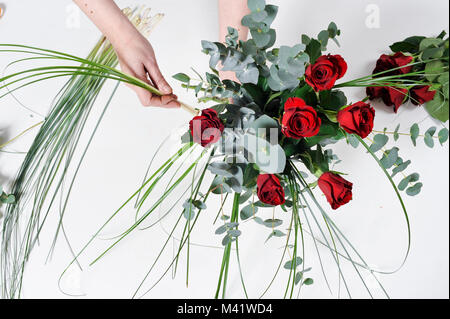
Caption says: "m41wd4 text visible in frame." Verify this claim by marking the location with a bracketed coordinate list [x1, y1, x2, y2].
[222, 303, 273, 315]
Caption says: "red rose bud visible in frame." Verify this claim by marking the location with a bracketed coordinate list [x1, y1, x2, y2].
[366, 86, 383, 100]
[189, 108, 224, 147]
[373, 52, 413, 76]
[410, 85, 437, 105]
[337, 102, 375, 139]
[318, 172, 353, 210]
[366, 86, 408, 113]
[281, 97, 321, 139]
[383, 87, 408, 112]
[305, 54, 347, 91]
[257, 174, 286, 206]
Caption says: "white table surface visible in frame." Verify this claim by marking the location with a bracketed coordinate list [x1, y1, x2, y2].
[0, 0, 448, 299]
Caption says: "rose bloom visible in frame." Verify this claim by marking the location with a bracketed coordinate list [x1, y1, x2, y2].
[367, 86, 408, 112]
[189, 108, 224, 147]
[337, 101, 375, 139]
[366, 52, 413, 112]
[409, 85, 437, 105]
[257, 174, 285, 206]
[305, 54, 347, 91]
[281, 97, 321, 139]
[318, 172, 353, 210]
[372, 52, 413, 77]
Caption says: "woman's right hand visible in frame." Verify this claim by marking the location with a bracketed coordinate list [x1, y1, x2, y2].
[114, 31, 180, 108]
[73, 0, 179, 108]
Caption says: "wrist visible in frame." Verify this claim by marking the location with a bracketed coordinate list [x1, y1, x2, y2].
[105, 15, 141, 49]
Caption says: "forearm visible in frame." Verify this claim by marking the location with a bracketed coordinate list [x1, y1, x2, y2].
[73, 0, 139, 47]
[218, 0, 251, 43]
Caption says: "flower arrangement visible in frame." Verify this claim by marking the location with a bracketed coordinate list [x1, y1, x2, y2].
[0, 0, 448, 299]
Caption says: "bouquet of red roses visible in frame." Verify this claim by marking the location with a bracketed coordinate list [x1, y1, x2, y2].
[75, 0, 447, 298]
[0, 0, 448, 299]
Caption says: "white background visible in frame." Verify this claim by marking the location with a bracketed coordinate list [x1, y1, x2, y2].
[0, 0, 448, 299]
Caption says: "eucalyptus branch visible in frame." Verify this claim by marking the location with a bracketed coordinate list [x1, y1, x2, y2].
[372, 129, 441, 139]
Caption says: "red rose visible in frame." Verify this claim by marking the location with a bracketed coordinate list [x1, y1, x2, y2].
[281, 97, 321, 139]
[305, 54, 347, 91]
[367, 52, 413, 112]
[189, 108, 224, 147]
[318, 172, 353, 210]
[257, 174, 285, 206]
[366, 86, 408, 112]
[337, 102, 375, 139]
[410, 85, 437, 105]
[373, 52, 413, 76]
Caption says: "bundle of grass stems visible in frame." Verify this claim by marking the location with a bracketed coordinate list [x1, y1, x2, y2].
[0, 6, 183, 298]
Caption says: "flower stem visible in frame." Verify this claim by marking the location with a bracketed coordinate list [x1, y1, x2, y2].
[372, 130, 441, 139]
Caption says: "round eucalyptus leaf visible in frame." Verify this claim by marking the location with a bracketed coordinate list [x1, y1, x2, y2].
[303, 278, 314, 285]
[283, 256, 303, 270]
[248, 0, 266, 12]
[347, 134, 360, 149]
[424, 127, 437, 148]
[242, 133, 286, 174]
[250, 10, 268, 23]
[398, 173, 420, 191]
[251, 29, 272, 48]
[215, 225, 228, 235]
[406, 182, 423, 196]
[369, 134, 389, 153]
[295, 272, 303, 285]
[236, 64, 260, 85]
[262, 5, 278, 27]
[222, 234, 231, 246]
[227, 229, 242, 238]
[208, 162, 233, 177]
[438, 128, 449, 145]
[263, 218, 283, 228]
[240, 204, 257, 220]
[380, 147, 399, 169]
[410, 123, 420, 146]
[391, 160, 411, 178]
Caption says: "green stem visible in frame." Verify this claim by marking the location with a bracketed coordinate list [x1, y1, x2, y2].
[372, 130, 442, 139]
[0, 121, 44, 149]
[357, 137, 411, 268]
[215, 192, 240, 299]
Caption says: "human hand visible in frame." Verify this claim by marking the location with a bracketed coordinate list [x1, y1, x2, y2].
[219, 70, 240, 83]
[114, 32, 179, 108]
[74, 0, 179, 108]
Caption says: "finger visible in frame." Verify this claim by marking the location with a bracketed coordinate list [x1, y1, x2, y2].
[132, 67, 154, 106]
[160, 94, 178, 105]
[162, 97, 181, 108]
[149, 95, 163, 107]
[135, 88, 153, 106]
[145, 60, 172, 95]
[149, 95, 180, 108]
[164, 100, 181, 108]
[125, 80, 153, 106]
